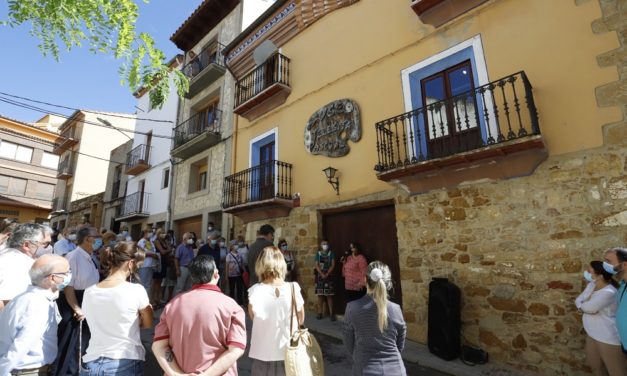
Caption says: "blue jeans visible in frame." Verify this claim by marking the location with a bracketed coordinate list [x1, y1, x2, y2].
[138, 267, 153, 294]
[80, 357, 143, 376]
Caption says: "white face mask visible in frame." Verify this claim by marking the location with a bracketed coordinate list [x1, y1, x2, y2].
[321, 244, 329, 251]
[186, 239, 194, 245]
[68, 234, 77, 241]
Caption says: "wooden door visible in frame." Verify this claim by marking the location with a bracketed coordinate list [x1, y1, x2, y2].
[258, 141, 275, 200]
[323, 204, 402, 314]
[421, 60, 481, 158]
[176, 215, 202, 241]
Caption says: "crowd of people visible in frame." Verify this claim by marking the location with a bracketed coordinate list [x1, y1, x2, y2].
[15, 220, 627, 375]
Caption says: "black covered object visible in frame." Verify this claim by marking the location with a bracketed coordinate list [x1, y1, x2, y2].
[428, 277, 461, 360]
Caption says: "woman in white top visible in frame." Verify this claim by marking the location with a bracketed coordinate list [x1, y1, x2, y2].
[575, 260, 627, 376]
[81, 242, 153, 376]
[248, 246, 305, 376]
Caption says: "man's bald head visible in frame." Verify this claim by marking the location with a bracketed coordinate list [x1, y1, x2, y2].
[30, 254, 70, 289]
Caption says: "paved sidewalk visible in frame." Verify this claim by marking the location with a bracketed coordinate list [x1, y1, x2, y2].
[305, 314, 532, 376]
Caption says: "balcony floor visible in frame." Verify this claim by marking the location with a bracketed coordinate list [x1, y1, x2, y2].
[186, 65, 226, 98]
[171, 131, 221, 160]
[234, 83, 291, 121]
[223, 197, 295, 223]
[125, 162, 151, 176]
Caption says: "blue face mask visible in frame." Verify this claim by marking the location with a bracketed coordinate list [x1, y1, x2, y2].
[603, 262, 617, 275]
[56, 272, 72, 290]
[92, 238, 103, 250]
[583, 271, 594, 282]
[210, 239, 218, 246]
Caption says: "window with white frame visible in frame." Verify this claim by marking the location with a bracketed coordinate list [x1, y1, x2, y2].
[0, 141, 33, 163]
[41, 152, 60, 169]
[0, 175, 27, 195]
[35, 182, 55, 200]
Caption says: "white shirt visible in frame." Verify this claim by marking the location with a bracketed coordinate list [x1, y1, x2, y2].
[137, 238, 155, 268]
[82, 282, 149, 362]
[575, 281, 621, 345]
[0, 286, 59, 374]
[248, 282, 304, 361]
[66, 247, 99, 290]
[0, 248, 34, 302]
[53, 238, 76, 256]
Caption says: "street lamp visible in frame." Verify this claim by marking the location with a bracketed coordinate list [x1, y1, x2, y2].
[322, 166, 339, 195]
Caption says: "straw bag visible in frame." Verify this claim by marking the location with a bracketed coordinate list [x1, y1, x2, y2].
[284, 283, 324, 376]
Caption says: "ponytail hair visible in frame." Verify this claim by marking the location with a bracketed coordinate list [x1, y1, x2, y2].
[100, 241, 145, 281]
[365, 261, 393, 332]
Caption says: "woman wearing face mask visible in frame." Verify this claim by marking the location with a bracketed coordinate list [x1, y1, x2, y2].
[173, 233, 195, 296]
[575, 261, 627, 376]
[315, 240, 336, 321]
[151, 229, 170, 308]
[81, 242, 153, 375]
[341, 242, 368, 303]
[278, 239, 296, 282]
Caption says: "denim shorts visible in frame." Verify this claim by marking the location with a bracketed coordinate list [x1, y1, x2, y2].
[80, 358, 143, 376]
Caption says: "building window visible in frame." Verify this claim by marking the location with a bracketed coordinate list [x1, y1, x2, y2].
[41, 152, 60, 169]
[401, 35, 490, 159]
[0, 175, 27, 196]
[162, 168, 170, 189]
[0, 141, 33, 163]
[189, 159, 208, 194]
[35, 182, 55, 200]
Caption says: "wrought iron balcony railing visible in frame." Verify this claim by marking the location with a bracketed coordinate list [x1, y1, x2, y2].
[120, 191, 150, 217]
[374, 71, 540, 173]
[173, 109, 222, 150]
[182, 42, 225, 80]
[235, 53, 291, 107]
[57, 155, 73, 177]
[223, 160, 293, 209]
[126, 144, 150, 170]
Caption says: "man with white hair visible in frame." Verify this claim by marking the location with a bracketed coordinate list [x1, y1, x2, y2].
[0, 254, 70, 375]
[0, 223, 45, 310]
[34, 226, 54, 258]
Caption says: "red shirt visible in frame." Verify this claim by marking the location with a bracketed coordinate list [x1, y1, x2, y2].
[342, 254, 368, 291]
[154, 284, 246, 375]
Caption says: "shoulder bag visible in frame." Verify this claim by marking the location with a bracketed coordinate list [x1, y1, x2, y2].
[284, 283, 324, 376]
[230, 253, 250, 288]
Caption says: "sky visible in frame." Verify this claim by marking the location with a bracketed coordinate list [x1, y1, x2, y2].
[0, 0, 203, 123]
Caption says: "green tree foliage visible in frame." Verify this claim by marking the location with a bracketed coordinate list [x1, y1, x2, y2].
[3, 0, 188, 108]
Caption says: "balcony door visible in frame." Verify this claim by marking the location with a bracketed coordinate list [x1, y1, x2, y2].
[258, 141, 275, 200]
[421, 60, 481, 158]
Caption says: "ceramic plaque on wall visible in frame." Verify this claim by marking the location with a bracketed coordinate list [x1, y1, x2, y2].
[304, 99, 361, 157]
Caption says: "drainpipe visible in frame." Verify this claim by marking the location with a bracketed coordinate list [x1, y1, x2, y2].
[166, 86, 184, 232]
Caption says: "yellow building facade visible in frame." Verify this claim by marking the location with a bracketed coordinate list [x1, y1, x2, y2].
[222, 0, 624, 374]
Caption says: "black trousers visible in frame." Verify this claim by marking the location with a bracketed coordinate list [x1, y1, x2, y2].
[345, 288, 366, 303]
[53, 290, 90, 376]
[228, 276, 244, 305]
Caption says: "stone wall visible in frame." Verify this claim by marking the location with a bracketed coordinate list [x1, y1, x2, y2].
[68, 192, 104, 229]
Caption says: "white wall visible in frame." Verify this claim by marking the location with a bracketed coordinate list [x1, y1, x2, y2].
[126, 73, 179, 216]
[242, 0, 276, 30]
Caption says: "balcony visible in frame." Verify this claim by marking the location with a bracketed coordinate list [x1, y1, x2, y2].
[125, 144, 151, 175]
[116, 191, 150, 221]
[410, 0, 489, 27]
[57, 156, 74, 179]
[51, 198, 68, 214]
[53, 127, 79, 155]
[234, 53, 291, 121]
[111, 180, 122, 201]
[374, 71, 547, 194]
[182, 42, 226, 98]
[171, 109, 222, 159]
[222, 160, 295, 223]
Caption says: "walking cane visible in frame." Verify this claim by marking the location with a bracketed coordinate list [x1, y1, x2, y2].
[78, 319, 83, 372]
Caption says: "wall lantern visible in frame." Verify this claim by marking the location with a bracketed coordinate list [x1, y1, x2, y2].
[322, 166, 340, 195]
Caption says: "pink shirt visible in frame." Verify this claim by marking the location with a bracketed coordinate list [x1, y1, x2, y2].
[154, 284, 246, 375]
[342, 254, 368, 291]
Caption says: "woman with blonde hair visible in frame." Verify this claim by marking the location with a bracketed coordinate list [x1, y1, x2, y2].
[248, 246, 305, 376]
[81, 242, 153, 375]
[343, 261, 406, 376]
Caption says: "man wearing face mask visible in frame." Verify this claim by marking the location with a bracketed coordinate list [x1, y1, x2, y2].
[0, 223, 46, 311]
[53, 227, 101, 376]
[173, 232, 195, 296]
[612, 248, 627, 355]
[33, 226, 54, 258]
[198, 233, 221, 263]
[0, 254, 70, 376]
[54, 227, 77, 257]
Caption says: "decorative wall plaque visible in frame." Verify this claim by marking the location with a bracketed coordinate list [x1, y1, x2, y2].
[304, 99, 361, 157]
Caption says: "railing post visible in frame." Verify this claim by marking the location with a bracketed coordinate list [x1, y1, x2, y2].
[521, 71, 540, 135]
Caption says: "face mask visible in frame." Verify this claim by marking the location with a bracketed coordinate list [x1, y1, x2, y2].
[56, 272, 72, 290]
[109, 241, 117, 248]
[152, 229, 156, 233]
[207, 227, 213, 231]
[583, 271, 594, 282]
[68, 234, 77, 241]
[238, 242, 244, 247]
[281, 245, 288, 251]
[321, 245, 329, 251]
[210, 239, 218, 246]
[92, 238, 103, 250]
[219, 242, 225, 247]
[603, 261, 617, 275]
[186, 239, 194, 245]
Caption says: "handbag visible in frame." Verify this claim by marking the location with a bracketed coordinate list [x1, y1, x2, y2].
[284, 283, 324, 376]
[230, 253, 250, 287]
